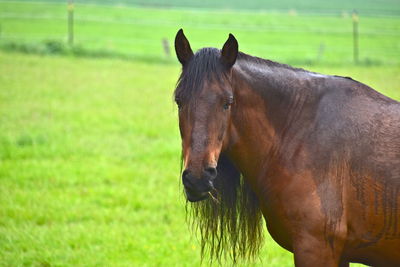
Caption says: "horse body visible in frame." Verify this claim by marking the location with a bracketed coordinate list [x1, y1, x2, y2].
[174, 29, 400, 266]
[229, 55, 400, 265]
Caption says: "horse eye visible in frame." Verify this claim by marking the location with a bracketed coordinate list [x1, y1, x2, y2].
[223, 96, 233, 110]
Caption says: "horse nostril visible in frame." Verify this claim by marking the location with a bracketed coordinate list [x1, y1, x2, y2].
[182, 169, 190, 179]
[204, 167, 217, 179]
[182, 169, 193, 187]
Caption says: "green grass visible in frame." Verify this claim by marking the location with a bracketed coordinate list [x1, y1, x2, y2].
[18, 0, 400, 16]
[0, 51, 290, 266]
[0, 1, 399, 65]
[0, 1, 399, 266]
[0, 51, 399, 266]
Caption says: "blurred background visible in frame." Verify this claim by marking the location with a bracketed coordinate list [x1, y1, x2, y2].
[1, 0, 400, 64]
[0, 0, 399, 266]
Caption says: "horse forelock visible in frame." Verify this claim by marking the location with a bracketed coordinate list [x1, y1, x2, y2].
[174, 47, 229, 106]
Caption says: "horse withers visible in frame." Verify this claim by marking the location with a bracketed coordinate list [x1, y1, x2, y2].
[173, 29, 400, 266]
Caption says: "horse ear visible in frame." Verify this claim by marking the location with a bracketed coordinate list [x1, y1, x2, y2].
[221, 33, 238, 68]
[175, 29, 194, 66]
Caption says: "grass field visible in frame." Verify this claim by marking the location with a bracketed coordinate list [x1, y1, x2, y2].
[0, 0, 399, 266]
[19, 0, 400, 16]
[0, 51, 399, 266]
[0, 1, 400, 65]
[0, 51, 288, 266]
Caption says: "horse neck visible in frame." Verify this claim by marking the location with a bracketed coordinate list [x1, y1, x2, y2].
[227, 58, 316, 186]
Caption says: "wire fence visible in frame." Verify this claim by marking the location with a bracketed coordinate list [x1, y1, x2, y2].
[0, 1, 399, 64]
[1, 13, 400, 36]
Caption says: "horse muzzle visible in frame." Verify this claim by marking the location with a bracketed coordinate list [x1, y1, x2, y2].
[182, 167, 217, 202]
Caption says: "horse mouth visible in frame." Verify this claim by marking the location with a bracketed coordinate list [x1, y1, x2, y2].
[185, 188, 210, 202]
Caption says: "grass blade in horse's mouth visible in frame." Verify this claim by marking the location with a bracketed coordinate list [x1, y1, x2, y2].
[208, 191, 220, 204]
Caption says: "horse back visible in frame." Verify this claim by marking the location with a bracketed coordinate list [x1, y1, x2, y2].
[304, 77, 400, 264]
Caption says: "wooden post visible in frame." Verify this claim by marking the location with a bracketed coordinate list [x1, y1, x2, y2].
[162, 38, 171, 58]
[67, 0, 74, 46]
[352, 10, 359, 63]
[316, 42, 325, 62]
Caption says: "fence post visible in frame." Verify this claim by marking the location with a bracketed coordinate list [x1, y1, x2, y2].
[352, 10, 359, 63]
[162, 38, 171, 58]
[67, 0, 74, 45]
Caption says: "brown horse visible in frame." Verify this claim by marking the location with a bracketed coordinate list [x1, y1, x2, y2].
[173, 29, 400, 266]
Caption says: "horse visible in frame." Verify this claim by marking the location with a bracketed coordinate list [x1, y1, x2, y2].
[173, 29, 400, 266]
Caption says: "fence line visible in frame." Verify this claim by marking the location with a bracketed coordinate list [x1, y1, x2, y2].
[1, 1, 399, 62]
[1, 13, 400, 37]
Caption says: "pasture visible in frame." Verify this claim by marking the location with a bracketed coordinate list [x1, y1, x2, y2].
[16, 0, 400, 16]
[0, 1, 399, 266]
[0, 1, 400, 65]
[1, 52, 399, 266]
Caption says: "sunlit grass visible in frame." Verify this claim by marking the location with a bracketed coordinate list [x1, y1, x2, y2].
[0, 1, 399, 65]
[0, 51, 398, 266]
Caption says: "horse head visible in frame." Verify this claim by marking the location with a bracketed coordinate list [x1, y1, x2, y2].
[173, 29, 263, 262]
[174, 29, 239, 202]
